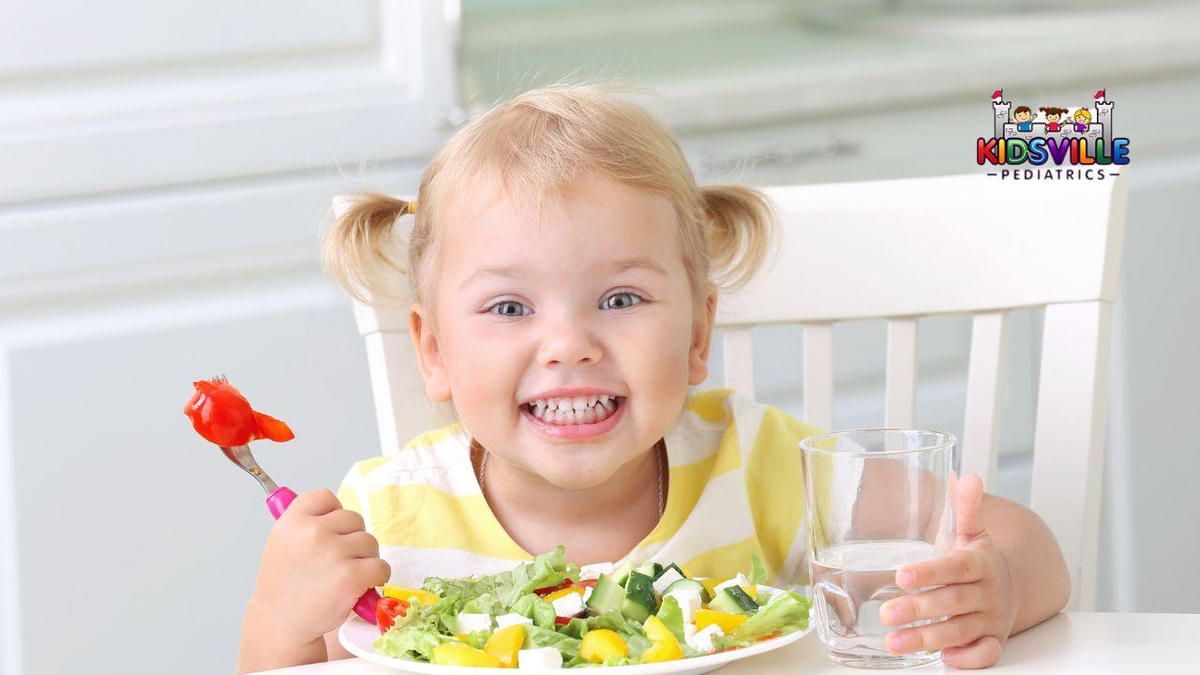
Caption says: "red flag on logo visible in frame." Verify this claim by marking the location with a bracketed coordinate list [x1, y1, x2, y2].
[1094, 89, 1106, 99]
[991, 89, 1003, 100]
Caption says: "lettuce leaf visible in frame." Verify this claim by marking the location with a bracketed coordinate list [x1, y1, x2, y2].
[655, 596, 688, 645]
[509, 593, 558, 629]
[373, 602, 455, 661]
[558, 617, 590, 639]
[522, 624, 582, 661]
[421, 546, 575, 610]
[747, 553, 770, 585]
[716, 591, 811, 649]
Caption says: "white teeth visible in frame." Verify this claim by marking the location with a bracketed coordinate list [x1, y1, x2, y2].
[526, 395, 620, 411]
[526, 395, 621, 425]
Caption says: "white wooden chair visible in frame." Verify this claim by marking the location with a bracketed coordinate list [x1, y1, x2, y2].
[336, 172, 1129, 612]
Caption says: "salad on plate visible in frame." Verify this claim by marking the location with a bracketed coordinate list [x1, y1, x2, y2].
[370, 546, 810, 668]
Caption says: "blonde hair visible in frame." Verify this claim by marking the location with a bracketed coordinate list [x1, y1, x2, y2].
[1074, 108, 1092, 122]
[321, 83, 777, 315]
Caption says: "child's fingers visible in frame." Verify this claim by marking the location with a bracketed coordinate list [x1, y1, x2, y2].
[340, 530, 380, 559]
[324, 508, 367, 534]
[289, 488, 341, 516]
[886, 612, 988, 654]
[941, 635, 1004, 669]
[897, 550, 987, 590]
[879, 583, 985, 627]
[357, 557, 392, 589]
[955, 473, 986, 543]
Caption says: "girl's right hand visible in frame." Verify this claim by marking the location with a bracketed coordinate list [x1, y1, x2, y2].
[247, 489, 392, 645]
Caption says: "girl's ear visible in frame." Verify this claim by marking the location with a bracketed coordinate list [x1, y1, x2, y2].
[408, 302, 453, 402]
[688, 285, 719, 386]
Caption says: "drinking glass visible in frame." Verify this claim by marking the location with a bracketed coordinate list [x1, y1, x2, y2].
[800, 428, 957, 669]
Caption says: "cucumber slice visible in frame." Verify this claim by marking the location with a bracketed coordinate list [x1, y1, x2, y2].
[653, 563, 686, 581]
[709, 586, 759, 615]
[663, 578, 711, 604]
[635, 561, 663, 579]
[612, 562, 633, 587]
[621, 572, 655, 622]
[585, 573, 624, 615]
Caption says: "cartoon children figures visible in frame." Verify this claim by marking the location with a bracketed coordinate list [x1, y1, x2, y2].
[1073, 108, 1092, 132]
[1013, 106, 1036, 132]
[1039, 107, 1068, 132]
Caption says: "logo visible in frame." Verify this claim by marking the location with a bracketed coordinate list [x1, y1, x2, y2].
[978, 89, 1129, 180]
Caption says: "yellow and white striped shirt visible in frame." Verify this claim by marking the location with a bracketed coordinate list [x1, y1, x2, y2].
[336, 388, 822, 587]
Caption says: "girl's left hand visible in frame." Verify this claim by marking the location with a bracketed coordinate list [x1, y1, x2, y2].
[879, 473, 1018, 669]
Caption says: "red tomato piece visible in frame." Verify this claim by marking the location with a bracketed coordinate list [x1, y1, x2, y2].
[376, 596, 408, 633]
[184, 378, 295, 446]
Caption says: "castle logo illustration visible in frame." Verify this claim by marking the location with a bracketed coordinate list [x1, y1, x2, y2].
[978, 88, 1130, 180]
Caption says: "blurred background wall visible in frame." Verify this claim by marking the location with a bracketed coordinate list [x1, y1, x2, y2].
[1, 1, 1197, 672]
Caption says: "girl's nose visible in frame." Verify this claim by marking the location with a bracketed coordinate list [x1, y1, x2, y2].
[536, 316, 603, 368]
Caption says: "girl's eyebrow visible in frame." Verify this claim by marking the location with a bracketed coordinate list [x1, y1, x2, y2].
[460, 257, 667, 290]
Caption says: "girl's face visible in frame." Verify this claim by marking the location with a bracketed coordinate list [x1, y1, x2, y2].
[410, 171, 716, 490]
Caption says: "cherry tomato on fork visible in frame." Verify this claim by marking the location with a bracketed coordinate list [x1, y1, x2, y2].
[376, 597, 409, 633]
[183, 377, 294, 446]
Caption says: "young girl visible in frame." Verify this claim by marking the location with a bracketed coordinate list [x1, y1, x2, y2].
[237, 84, 1070, 672]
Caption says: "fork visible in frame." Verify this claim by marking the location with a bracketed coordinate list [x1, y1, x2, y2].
[220, 439, 380, 623]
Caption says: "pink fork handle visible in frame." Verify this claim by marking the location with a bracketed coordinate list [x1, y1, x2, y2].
[266, 487, 381, 623]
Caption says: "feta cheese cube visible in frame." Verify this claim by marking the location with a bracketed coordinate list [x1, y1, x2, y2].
[550, 591, 585, 618]
[582, 586, 593, 604]
[455, 612, 493, 634]
[518, 647, 563, 668]
[651, 567, 685, 595]
[683, 622, 697, 639]
[686, 623, 725, 654]
[664, 589, 701, 624]
[495, 612, 534, 629]
[713, 573, 750, 594]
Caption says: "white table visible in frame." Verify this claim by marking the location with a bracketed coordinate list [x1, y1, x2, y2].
[259, 612, 1198, 674]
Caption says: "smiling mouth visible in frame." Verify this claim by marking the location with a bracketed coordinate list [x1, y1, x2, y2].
[522, 396, 626, 426]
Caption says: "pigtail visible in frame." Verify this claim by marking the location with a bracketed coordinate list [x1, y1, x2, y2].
[699, 184, 777, 292]
[320, 191, 415, 305]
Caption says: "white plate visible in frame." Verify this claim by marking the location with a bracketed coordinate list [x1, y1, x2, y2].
[340, 616, 812, 674]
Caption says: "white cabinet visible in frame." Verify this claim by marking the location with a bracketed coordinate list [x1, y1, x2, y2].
[0, 2, 452, 673]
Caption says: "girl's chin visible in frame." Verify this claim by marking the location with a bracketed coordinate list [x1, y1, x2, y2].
[531, 462, 619, 491]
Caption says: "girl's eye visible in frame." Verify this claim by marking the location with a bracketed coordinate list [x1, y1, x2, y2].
[602, 292, 644, 310]
[488, 301, 531, 317]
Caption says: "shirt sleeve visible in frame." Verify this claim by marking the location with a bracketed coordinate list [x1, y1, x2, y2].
[335, 462, 365, 516]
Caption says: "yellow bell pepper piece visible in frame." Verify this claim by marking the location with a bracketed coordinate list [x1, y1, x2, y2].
[698, 577, 727, 597]
[695, 608, 749, 633]
[641, 615, 684, 662]
[432, 642, 502, 667]
[579, 628, 628, 664]
[542, 586, 586, 602]
[381, 585, 440, 607]
[484, 624, 526, 668]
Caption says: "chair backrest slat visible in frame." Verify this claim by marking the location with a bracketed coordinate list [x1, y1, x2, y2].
[1030, 300, 1113, 611]
[801, 323, 834, 432]
[884, 318, 918, 428]
[961, 311, 1011, 485]
[721, 326, 756, 401]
